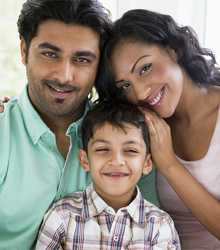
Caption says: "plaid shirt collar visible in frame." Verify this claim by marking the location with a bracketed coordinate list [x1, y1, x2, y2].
[82, 182, 146, 225]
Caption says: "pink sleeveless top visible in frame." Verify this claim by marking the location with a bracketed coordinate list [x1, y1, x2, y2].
[157, 107, 220, 249]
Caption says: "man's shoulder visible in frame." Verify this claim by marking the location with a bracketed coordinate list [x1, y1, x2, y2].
[0, 98, 20, 116]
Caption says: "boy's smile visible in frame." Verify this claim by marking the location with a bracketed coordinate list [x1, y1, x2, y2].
[79, 122, 152, 211]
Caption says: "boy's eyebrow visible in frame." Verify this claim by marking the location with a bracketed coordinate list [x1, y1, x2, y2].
[91, 139, 143, 147]
[123, 140, 143, 147]
[91, 139, 110, 146]
[37, 42, 96, 58]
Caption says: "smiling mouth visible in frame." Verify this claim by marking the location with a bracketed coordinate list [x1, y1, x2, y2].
[50, 86, 71, 93]
[104, 173, 129, 177]
[148, 87, 164, 106]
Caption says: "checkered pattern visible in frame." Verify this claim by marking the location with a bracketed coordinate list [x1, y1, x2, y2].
[36, 183, 180, 249]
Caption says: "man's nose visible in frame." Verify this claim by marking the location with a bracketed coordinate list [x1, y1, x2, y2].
[53, 59, 74, 83]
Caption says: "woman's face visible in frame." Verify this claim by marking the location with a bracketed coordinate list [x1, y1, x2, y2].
[110, 42, 185, 118]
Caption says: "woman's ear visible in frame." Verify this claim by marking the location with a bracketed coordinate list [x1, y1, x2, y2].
[142, 153, 152, 175]
[20, 39, 27, 66]
[78, 149, 90, 172]
[167, 45, 180, 62]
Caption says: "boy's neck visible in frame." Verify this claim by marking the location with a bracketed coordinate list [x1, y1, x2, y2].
[96, 187, 137, 213]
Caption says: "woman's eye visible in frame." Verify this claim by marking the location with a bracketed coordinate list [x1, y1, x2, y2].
[140, 63, 152, 75]
[120, 83, 130, 91]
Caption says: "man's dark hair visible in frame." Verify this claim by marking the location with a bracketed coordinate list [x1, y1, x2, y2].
[81, 100, 150, 155]
[17, 0, 113, 61]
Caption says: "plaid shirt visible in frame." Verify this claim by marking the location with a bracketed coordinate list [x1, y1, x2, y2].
[36, 183, 180, 250]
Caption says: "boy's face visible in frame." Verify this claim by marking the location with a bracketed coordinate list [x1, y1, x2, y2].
[79, 122, 152, 208]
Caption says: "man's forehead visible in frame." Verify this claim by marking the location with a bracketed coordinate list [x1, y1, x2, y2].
[32, 20, 100, 55]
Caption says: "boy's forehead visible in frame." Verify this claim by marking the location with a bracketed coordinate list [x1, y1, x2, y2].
[91, 121, 144, 143]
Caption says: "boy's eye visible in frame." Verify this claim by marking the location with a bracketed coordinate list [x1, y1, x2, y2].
[95, 148, 109, 152]
[140, 63, 152, 75]
[125, 149, 138, 154]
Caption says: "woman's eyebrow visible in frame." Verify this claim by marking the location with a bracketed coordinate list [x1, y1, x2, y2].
[131, 55, 150, 73]
[114, 55, 150, 85]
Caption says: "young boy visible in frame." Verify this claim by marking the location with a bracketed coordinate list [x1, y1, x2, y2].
[35, 100, 180, 249]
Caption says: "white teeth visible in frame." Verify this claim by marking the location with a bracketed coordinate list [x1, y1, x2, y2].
[107, 173, 126, 176]
[149, 88, 164, 106]
[51, 86, 66, 92]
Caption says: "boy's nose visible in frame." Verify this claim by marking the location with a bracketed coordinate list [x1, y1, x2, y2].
[108, 152, 125, 166]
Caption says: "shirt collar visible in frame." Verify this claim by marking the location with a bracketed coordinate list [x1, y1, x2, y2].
[82, 183, 108, 218]
[66, 98, 93, 141]
[17, 84, 93, 145]
[82, 183, 146, 224]
[126, 186, 147, 224]
[17, 85, 50, 145]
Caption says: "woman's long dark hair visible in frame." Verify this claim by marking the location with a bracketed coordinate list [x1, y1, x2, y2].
[96, 9, 220, 102]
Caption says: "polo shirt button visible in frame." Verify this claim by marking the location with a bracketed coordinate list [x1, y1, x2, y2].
[32, 135, 36, 141]
[114, 235, 119, 241]
[44, 133, 50, 137]
[50, 147, 55, 152]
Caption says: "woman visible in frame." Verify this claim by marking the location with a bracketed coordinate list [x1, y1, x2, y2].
[96, 9, 220, 249]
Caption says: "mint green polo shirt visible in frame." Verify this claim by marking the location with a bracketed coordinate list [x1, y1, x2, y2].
[0, 85, 160, 249]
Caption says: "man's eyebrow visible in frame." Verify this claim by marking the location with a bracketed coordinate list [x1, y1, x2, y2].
[75, 51, 96, 59]
[38, 43, 62, 53]
[37, 43, 96, 59]
[131, 55, 150, 73]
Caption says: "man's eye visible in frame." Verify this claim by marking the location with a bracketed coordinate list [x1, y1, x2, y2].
[76, 58, 89, 63]
[140, 63, 152, 75]
[44, 52, 56, 57]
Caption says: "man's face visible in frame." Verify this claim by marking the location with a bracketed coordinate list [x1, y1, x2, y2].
[21, 20, 100, 118]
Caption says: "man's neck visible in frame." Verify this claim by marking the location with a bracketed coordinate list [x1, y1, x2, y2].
[38, 102, 85, 159]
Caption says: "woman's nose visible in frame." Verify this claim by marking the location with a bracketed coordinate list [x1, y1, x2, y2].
[133, 82, 151, 101]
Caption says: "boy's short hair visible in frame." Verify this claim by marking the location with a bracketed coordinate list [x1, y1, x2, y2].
[82, 100, 150, 155]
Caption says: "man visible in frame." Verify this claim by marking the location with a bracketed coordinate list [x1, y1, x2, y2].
[0, 0, 159, 249]
[0, 1, 112, 249]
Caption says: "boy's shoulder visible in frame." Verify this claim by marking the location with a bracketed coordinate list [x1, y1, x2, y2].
[50, 191, 85, 216]
[143, 199, 173, 225]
